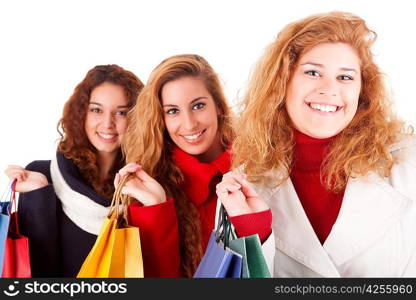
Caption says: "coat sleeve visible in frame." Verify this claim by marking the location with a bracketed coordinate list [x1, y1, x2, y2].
[17, 160, 61, 277]
[229, 209, 272, 243]
[127, 197, 181, 277]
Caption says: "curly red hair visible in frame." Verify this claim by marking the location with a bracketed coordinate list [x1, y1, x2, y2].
[58, 65, 144, 198]
[232, 11, 413, 191]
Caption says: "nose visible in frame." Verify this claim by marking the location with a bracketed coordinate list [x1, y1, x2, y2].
[182, 111, 198, 131]
[317, 77, 338, 97]
[102, 112, 115, 129]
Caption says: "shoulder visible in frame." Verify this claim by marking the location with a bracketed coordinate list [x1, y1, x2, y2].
[26, 160, 52, 183]
[389, 136, 416, 166]
[389, 136, 416, 154]
[386, 136, 416, 200]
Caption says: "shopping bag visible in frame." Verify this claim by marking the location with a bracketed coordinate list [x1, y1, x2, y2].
[219, 205, 271, 278]
[0, 200, 11, 275]
[193, 205, 243, 278]
[1, 180, 32, 278]
[2, 213, 32, 278]
[193, 231, 242, 278]
[77, 175, 143, 278]
[229, 234, 271, 278]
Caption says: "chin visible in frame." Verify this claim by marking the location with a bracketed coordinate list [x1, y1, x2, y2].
[304, 128, 341, 139]
[95, 146, 119, 154]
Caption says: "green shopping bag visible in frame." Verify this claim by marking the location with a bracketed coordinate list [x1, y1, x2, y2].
[220, 206, 271, 278]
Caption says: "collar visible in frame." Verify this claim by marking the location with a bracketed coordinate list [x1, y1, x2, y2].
[50, 152, 110, 235]
[172, 145, 231, 206]
[266, 172, 411, 277]
[293, 130, 334, 173]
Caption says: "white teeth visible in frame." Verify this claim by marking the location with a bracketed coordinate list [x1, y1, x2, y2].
[310, 103, 338, 112]
[183, 131, 203, 140]
[98, 132, 116, 139]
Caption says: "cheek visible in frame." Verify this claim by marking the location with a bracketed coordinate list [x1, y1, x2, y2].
[285, 94, 300, 123]
[344, 86, 361, 112]
[204, 107, 220, 127]
[84, 115, 95, 131]
[116, 118, 128, 134]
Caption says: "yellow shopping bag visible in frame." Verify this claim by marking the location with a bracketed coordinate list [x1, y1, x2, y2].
[77, 176, 144, 278]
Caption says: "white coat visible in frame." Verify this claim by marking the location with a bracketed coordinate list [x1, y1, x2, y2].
[230, 137, 416, 277]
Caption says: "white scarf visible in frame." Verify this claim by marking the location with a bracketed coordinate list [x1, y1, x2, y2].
[50, 156, 109, 235]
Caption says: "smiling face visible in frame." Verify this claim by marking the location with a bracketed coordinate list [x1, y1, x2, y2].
[285, 42, 362, 139]
[161, 76, 223, 163]
[84, 82, 129, 157]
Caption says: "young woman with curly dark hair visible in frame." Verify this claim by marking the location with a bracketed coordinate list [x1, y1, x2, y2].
[5, 64, 144, 277]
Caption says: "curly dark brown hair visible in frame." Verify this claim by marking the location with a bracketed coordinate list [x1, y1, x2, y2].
[58, 65, 144, 199]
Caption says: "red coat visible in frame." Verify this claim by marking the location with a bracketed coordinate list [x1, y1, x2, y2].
[128, 146, 271, 277]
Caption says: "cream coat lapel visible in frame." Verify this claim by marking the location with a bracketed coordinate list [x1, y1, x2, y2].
[323, 172, 411, 266]
[268, 178, 341, 277]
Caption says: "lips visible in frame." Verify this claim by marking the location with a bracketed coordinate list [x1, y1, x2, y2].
[96, 132, 118, 143]
[306, 102, 343, 113]
[180, 129, 206, 144]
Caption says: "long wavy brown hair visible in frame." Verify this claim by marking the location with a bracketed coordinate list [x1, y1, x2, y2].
[123, 54, 235, 277]
[58, 65, 144, 199]
[233, 11, 414, 191]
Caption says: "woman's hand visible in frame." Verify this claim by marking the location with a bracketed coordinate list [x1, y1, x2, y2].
[4, 165, 49, 193]
[216, 174, 269, 217]
[114, 163, 167, 206]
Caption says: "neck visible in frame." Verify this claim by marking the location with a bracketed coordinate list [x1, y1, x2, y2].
[195, 135, 224, 163]
[292, 130, 334, 172]
[97, 151, 117, 181]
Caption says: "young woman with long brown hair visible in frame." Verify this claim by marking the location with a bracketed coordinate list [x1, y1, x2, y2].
[217, 12, 416, 277]
[5, 64, 144, 277]
[116, 54, 272, 277]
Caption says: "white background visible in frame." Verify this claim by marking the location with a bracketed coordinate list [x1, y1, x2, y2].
[1, 0, 415, 190]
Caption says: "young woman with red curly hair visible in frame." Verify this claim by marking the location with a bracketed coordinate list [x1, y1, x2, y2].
[5, 65, 144, 277]
[116, 54, 272, 277]
[217, 12, 416, 277]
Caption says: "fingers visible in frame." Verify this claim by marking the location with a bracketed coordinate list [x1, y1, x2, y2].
[216, 179, 241, 196]
[4, 165, 27, 182]
[134, 168, 155, 182]
[225, 173, 259, 198]
[118, 163, 141, 178]
[115, 163, 143, 188]
[113, 173, 120, 188]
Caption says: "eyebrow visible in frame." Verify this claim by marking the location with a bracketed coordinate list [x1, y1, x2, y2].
[88, 101, 130, 109]
[163, 96, 208, 107]
[300, 62, 358, 73]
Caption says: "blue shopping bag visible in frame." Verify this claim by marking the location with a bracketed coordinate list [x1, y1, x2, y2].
[193, 231, 242, 278]
[193, 205, 243, 278]
[0, 183, 13, 274]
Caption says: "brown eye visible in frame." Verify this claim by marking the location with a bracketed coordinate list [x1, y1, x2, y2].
[90, 108, 101, 113]
[115, 110, 128, 116]
[305, 70, 320, 77]
[166, 108, 179, 115]
[338, 75, 353, 81]
[192, 103, 206, 110]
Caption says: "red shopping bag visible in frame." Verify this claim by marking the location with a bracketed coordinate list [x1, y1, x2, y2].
[1, 181, 31, 278]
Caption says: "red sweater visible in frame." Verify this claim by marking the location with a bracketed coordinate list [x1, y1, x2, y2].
[290, 130, 345, 244]
[127, 146, 272, 277]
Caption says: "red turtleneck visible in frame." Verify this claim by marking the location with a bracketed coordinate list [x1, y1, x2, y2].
[291, 130, 345, 244]
[172, 146, 272, 250]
